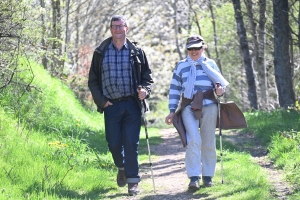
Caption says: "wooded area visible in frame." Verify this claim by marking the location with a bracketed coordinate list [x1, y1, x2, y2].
[1, 0, 299, 111]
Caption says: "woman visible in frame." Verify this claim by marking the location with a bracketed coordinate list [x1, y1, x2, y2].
[165, 35, 229, 190]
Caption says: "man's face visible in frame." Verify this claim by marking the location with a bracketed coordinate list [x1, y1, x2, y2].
[110, 20, 128, 40]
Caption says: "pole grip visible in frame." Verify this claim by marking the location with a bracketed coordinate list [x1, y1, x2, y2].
[216, 82, 222, 97]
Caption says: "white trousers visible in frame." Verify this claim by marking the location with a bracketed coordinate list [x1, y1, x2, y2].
[182, 104, 217, 178]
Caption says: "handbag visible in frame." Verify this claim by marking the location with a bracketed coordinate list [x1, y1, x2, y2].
[216, 101, 247, 129]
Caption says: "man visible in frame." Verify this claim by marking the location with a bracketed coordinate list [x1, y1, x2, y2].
[88, 15, 153, 196]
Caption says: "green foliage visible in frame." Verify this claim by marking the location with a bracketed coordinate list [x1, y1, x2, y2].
[268, 131, 300, 188]
[1, 59, 106, 149]
[244, 108, 300, 193]
[269, 131, 300, 167]
[243, 109, 300, 145]
[0, 59, 112, 199]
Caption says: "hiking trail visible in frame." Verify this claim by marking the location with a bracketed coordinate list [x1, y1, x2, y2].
[106, 128, 293, 199]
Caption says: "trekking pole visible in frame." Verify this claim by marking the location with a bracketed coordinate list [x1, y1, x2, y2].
[216, 82, 224, 184]
[138, 85, 156, 193]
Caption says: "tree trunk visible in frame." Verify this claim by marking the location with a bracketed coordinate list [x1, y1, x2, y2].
[51, 0, 62, 76]
[40, 0, 48, 69]
[245, 0, 265, 108]
[207, 0, 222, 73]
[257, 0, 268, 110]
[74, 3, 81, 72]
[299, 1, 300, 49]
[51, 0, 61, 50]
[64, 0, 70, 59]
[273, 0, 295, 108]
[232, 0, 258, 109]
[173, 0, 183, 60]
[245, 0, 258, 71]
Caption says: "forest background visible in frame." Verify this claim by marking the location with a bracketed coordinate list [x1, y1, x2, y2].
[1, 0, 300, 199]
[1, 0, 299, 115]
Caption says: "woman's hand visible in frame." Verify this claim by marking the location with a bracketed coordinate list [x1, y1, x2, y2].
[215, 83, 224, 96]
[165, 112, 175, 125]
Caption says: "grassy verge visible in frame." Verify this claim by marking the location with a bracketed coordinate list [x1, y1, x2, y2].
[0, 60, 111, 199]
[0, 59, 163, 199]
[204, 151, 272, 200]
[244, 109, 300, 198]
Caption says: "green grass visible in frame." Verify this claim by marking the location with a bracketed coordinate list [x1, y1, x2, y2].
[243, 109, 300, 145]
[240, 109, 300, 198]
[200, 151, 273, 200]
[1, 58, 300, 199]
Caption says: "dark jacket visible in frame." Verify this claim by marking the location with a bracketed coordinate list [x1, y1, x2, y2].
[88, 37, 154, 113]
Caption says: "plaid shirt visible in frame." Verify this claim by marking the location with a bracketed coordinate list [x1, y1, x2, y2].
[102, 42, 135, 99]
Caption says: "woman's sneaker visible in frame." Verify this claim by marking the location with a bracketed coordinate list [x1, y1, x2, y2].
[188, 176, 200, 190]
[202, 176, 214, 187]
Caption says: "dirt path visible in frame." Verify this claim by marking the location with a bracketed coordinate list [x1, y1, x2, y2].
[138, 128, 197, 199]
[108, 128, 293, 199]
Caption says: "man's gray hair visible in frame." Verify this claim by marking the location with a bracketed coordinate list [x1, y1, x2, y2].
[110, 15, 129, 27]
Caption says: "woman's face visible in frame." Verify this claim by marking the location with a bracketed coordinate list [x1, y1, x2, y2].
[187, 47, 204, 60]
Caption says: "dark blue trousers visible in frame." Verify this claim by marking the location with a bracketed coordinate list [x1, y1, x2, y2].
[103, 97, 141, 183]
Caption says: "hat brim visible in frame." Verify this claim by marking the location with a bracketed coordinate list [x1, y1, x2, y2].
[186, 42, 203, 49]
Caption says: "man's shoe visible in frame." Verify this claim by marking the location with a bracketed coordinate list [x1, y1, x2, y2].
[117, 169, 126, 187]
[128, 183, 140, 196]
[202, 176, 214, 187]
[188, 176, 200, 190]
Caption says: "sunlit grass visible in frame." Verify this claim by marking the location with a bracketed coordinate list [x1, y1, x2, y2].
[243, 109, 300, 196]
[198, 151, 273, 200]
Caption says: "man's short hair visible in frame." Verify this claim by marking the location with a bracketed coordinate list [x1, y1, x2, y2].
[110, 15, 129, 27]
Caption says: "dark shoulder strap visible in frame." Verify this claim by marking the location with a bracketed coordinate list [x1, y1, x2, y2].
[127, 39, 143, 86]
[128, 39, 144, 62]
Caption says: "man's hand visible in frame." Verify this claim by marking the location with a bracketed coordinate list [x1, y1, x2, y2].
[137, 86, 147, 100]
[104, 101, 113, 108]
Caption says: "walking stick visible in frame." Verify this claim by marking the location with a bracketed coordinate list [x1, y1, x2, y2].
[216, 82, 224, 184]
[138, 86, 156, 193]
